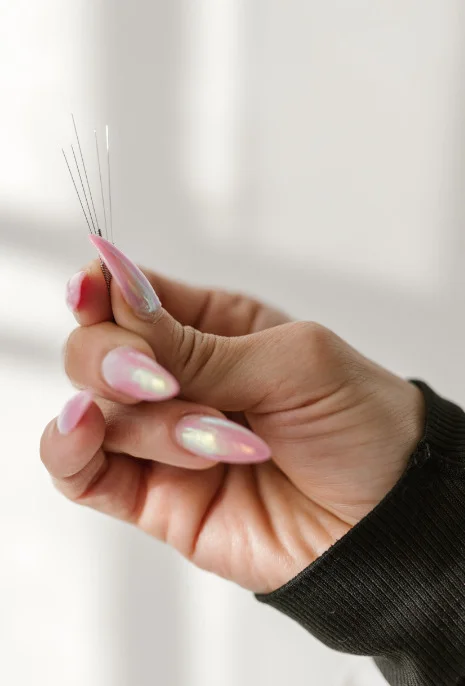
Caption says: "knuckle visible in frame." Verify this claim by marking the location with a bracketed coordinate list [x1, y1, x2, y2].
[288, 320, 360, 382]
[285, 321, 346, 372]
[173, 324, 222, 386]
[289, 320, 334, 354]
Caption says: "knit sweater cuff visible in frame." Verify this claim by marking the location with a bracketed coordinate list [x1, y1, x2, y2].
[256, 381, 465, 686]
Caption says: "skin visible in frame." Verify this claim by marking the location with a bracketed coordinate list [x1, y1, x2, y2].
[40, 260, 424, 594]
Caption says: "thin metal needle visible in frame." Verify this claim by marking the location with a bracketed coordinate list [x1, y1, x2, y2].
[95, 130, 108, 240]
[72, 114, 101, 235]
[62, 149, 92, 233]
[106, 125, 114, 244]
[71, 144, 97, 234]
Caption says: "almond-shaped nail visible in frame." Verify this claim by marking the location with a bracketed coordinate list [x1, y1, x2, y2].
[89, 235, 161, 319]
[175, 415, 272, 464]
[66, 271, 86, 311]
[102, 346, 179, 401]
[57, 390, 94, 435]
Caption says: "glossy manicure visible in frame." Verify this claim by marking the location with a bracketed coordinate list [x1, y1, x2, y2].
[57, 390, 93, 435]
[66, 271, 86, 311]
[175, 415, 272, 464]
[89, 235, 161, 319]
[102, 346, 179, 401]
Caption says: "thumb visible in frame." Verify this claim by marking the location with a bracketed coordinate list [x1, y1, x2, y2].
[90, 236, 305, 411]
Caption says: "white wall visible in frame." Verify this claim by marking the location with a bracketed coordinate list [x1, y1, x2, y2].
[2, 1, 464, 684]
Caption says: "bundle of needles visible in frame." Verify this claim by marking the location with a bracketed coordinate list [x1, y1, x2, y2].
[62, 114, 114, 290]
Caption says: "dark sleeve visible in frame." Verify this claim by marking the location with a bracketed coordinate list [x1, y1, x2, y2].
[256, 381, 465, 686]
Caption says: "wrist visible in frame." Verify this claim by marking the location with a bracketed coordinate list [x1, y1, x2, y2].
[366, 368, 426, 495]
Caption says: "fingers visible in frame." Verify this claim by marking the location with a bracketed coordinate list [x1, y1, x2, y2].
[41, 391, 105, 479]
[64, 323, 271, 464]
[64, 321, 272, 463]
[64, 322, 179, 405]
[101, 398, 271, 467]
[65, 238, 291, 413]
[101, 399, 215, 470]
[40, 391, 259, 554]
[69, 241, 288, 335]
[41, 393, 153, 521]
[66, 260, 112, 325]
[111, 289, 298, 411]
[69, 293, 277, 412]
[137, 271, 289, 336]
[84, 236, 296, 411]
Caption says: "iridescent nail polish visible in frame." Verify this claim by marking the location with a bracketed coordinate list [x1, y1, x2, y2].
[102, 346, 179, 401]
[89, 235, 161, 319]
[66, 271, 86, 311]
[175, 415, 272, 464]
[57, 390, 93, 435]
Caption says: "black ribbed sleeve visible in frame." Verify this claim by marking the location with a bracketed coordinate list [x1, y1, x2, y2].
[256, 381, 465, 686]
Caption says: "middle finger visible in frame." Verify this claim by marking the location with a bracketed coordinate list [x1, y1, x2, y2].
[65, 321, 179, 404]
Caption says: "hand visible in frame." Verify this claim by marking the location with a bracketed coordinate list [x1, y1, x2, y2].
[40, 239, 424, 593]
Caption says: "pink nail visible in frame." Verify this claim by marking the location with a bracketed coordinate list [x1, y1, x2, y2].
[57, 390, 94, 435]
[102, 346, 179, 401]
[89, 235, 161, 319]
[66, 271, 86, 311]
[175, 415, 272, 464]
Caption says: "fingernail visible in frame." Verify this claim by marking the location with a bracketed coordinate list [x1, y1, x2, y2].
[102, 346, 179, 401]
[89, 235, 161, 319]
[57, 390, 93, 435]
[175, 415, 272, 464]
[65, 271, 86, 311]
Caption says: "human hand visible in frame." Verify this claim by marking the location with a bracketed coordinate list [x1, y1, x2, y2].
[40, 238, 424, 593]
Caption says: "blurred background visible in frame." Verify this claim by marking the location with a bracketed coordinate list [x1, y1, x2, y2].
[1, 0, 464, 684]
